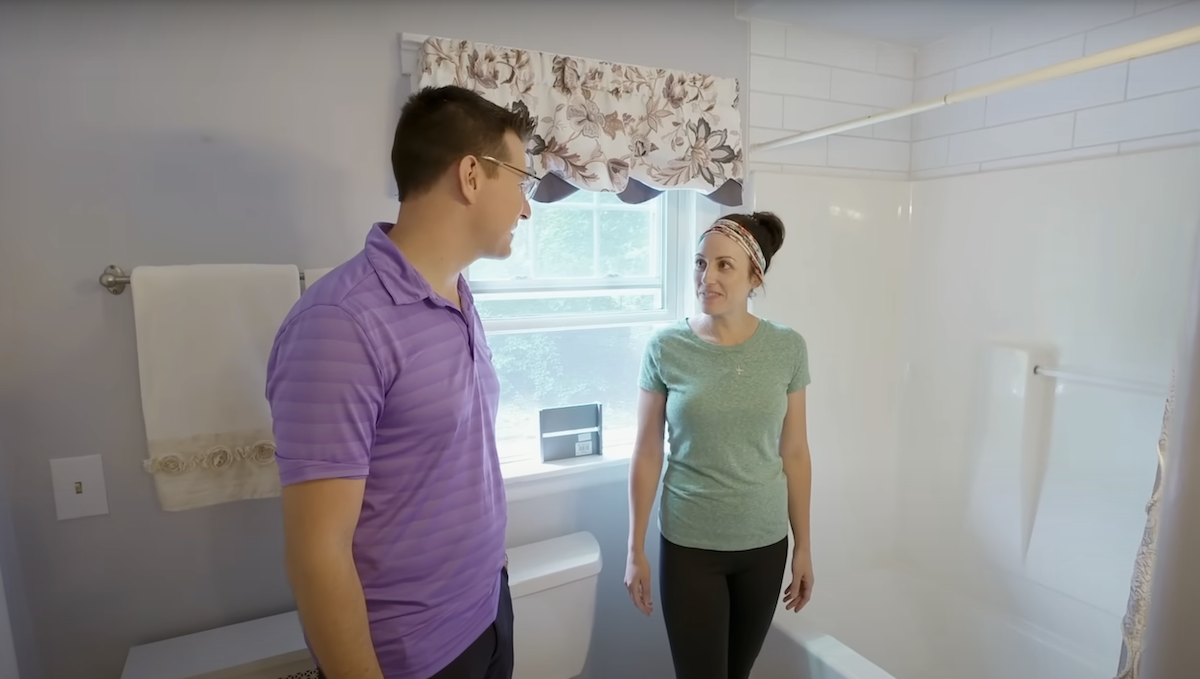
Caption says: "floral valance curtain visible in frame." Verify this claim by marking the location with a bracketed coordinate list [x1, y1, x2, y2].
[417, 36, 744, 206]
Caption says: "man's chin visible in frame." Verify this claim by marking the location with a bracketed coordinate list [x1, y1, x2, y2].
[481, 243, 513, 261]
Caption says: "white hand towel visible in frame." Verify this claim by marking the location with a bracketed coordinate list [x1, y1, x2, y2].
[130, 264, 301, 511]
[302, 267, 335, 290]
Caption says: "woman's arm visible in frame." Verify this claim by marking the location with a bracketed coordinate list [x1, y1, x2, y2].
[628, 388, 667, 554]
[780, 388, 814, 611]
[625, 388, 667, 614]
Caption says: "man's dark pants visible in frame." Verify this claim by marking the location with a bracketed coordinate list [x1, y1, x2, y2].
[318, 569, 514, 679]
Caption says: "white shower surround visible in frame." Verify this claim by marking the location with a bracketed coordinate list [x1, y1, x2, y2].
[756, 567, 1111, 679]
[746, 145, 1200, 679]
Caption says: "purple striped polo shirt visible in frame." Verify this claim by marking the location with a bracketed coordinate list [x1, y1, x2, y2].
[265, 222, 507, 679]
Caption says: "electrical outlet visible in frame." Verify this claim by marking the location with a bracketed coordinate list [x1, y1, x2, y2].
[50, 455, 109, 521]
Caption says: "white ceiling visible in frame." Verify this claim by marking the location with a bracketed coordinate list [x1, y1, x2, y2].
[736, 0, 1038, 47]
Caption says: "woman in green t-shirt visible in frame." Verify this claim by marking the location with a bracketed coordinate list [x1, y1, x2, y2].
[624, 211, 815, 679]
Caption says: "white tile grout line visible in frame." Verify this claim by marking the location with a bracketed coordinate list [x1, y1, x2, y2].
[758, 139, 1200, 181]
[903, 83, 1200, 143]
[769, 0, 1189, 81]
[912, 4, 1188, 79]
[747, 57, 919, 84]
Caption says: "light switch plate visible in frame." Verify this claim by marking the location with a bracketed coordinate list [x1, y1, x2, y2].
[50, 455, 109, 521]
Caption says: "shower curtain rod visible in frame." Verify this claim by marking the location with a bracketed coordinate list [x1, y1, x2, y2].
[1032, 365, 1168, 396]
[751, 23, 1200, 153]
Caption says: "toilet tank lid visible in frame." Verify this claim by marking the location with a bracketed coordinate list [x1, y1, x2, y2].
[507, 531, 602, 599]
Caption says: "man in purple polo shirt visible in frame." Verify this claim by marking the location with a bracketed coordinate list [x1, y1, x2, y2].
[265, 85, 538, 679]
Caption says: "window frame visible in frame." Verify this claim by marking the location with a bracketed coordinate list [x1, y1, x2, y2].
[470, 191, 707, 335]
[473, 190, 723, 469]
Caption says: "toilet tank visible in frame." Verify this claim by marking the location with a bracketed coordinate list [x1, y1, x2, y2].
[507, 531, 602, 679]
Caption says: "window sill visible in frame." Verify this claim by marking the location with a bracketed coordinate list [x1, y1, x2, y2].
[500, 442, 634, 502]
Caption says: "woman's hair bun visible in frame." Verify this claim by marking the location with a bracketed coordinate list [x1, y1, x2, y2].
[749, 211, 786, 258]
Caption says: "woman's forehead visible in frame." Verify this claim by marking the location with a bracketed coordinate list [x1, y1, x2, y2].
[697, 232, 745, 257]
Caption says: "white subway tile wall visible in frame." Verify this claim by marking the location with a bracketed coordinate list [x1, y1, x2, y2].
[1136, 0, 1192, 15]
[906, 0, 1200, 177]
[1073, 87, 1200, 147]
[748, 20, 916, 174]
[1119, 129, 1200, 152]
[747, 0, 1200, 180]
[914, 28, 993, 78]
[946, 114, 1078, 166]
[953, 36, 1086, 90]
[1085, 0, 1200, 52]
[877, 43, 917, 79]
[911, 137, 950, 172]
[1126, 42, 1200, 97]
[982, 64, 1129, 127]
[782, 97, 875, 137]
[828, 136, 911, 173]
[986, 1, 1136, 57]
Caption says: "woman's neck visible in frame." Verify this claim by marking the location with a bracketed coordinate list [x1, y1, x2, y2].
[695, 310, 759, 346]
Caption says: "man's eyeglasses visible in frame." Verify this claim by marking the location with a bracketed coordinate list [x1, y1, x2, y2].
[480, 155, 540, 199]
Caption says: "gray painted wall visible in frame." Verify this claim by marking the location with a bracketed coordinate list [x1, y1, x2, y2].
[0, 1, 745, 677]
[0, 434, 39, 679]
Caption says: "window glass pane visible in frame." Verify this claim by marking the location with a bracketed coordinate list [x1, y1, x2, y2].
[468, 194, 665, 283]
[469, 227, 534, 281]
[532, 208, 595, 278]
[488, 323, 661, 464]
[598, 208, 658, 278]
[476, 292, 661, 320]
[594, 191, 630, 206]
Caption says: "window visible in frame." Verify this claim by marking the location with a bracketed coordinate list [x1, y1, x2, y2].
[470, 190, 717, 465]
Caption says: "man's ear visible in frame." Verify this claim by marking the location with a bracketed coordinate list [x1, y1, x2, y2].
[456, 155, 483, 205]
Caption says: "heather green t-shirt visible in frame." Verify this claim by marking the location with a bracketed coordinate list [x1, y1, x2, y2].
[639, 318, 811, 552]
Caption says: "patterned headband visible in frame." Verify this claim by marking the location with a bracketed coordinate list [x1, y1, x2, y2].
[700, 218, 767, 278]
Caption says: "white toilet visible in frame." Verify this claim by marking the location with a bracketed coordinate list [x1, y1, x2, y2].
[506, 531, 602, 679]
[118, 531, 602, 679]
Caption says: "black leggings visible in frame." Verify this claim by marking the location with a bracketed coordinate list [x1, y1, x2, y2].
[659, 534, 789, 679]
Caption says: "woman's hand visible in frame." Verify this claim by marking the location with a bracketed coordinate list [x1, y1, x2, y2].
[624, 551, 654, 616]
[783, 547, 814, 612]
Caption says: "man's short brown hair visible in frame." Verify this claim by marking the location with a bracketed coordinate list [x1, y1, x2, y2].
[391, 85, 536, 201]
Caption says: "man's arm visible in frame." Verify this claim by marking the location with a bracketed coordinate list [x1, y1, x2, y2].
[283, 478, 382, 679]
[266, 304, 386, 679]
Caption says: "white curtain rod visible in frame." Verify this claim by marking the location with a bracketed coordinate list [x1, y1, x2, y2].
[752, 24, 1200, 153]
[1032, 365, 1168, 396]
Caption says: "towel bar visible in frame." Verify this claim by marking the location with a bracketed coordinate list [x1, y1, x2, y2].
[98, 265, 307, 295]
